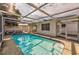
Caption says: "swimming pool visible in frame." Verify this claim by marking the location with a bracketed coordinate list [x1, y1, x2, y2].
[12, 34, 64, 55]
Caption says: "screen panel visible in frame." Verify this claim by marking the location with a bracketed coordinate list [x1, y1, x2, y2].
[27, 10, 47, 19]
[41, 3, 79, 15]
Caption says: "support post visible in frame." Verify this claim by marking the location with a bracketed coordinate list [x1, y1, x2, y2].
[0, 12, 4, 48]
[77, 17, 79, 42]
[2, 12, 4, 42]
[65, 25, 68, 39]
[0, 12, 2, 48]
[56, 19, 57, 36]
[65, 23, 67, 39]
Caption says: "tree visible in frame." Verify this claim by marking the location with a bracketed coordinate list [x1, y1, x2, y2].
[15, 9, 21, 15]
[0, 3, 21, 16]
[0, 3, 9, 12]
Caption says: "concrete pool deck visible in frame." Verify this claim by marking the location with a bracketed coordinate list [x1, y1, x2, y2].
[1, 35, 79, 55]
[0, 35, 22, 55]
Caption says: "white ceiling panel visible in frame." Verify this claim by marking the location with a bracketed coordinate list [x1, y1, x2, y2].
[20, 18, 33, 22]
[15, 3, 35, 16]
[27, 10, 47, 19]
[33, 3, 44, 7]
[32, 20, 40, 23]
[42, 17, 52, 20]
[15, 3, 79, 23]
[53, 9, 79, 18]
[41, 3, 79, 15]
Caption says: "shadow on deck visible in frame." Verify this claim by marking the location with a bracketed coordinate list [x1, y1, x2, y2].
[71, 42, 76, 55]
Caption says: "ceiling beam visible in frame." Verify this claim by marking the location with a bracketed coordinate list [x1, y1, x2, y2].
[25, 17, 37, 20]
[20, 4, 79, 20]
[38, 7, 79, 19]
[27, 3, 52, 18]
[23, 3, 48, 18]
[20, 15, 38, 21]
[20, 15, 78, 24]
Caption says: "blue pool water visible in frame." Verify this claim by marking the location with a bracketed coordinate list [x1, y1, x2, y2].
[12, 34, 64, 55]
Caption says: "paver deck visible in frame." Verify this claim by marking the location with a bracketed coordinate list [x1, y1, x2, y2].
[0, 35, 22, 55]
[1, 35, 79, 55]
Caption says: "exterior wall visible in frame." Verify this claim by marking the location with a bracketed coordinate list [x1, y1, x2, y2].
[27, 23, 37, 33]
[66, 22, 77, 34]
[19, 25, 28, 32]
[60, 18, 78, 35]
[35, 18, 78, 37]
[5, 26, 20, 31]
[36, 20, 57, 36]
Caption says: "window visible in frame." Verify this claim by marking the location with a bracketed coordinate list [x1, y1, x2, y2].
[62, 24, 66, 27]
[41, 23, 50, 31]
